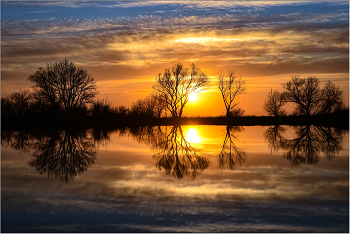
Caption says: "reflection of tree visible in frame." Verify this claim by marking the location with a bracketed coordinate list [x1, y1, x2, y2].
[1, 130, 35, 153]
[219, 126, 246, 170]
[28, 130, 97, 182]
[90, 128, 112, 147]
[129, 126, 167, 151]
[1, 129, 106, 182]
[264, 125, 345, 166]
[264, 125, 286, 153]
[129, 126, 210, 179]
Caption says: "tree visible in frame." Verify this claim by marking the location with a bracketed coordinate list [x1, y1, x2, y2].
[9, 90, 33, 115]
[317, 81, 344, 115]
[28, 59, 98, 113]
[1, 90, 34, 116]
[282, 76, 345, 116]
[153, 63, 209, 118]
[130, 97, 154, 117]
[1, 96, 15, 116]
[150, 93, 167, 117]
[130, 94, 165, 118]
[263, 89, 287, 117]
[218, 71, 246, 117]
[282, 76, 320, 116]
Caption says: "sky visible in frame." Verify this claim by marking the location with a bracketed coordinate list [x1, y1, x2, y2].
[1, 1, 349, 116]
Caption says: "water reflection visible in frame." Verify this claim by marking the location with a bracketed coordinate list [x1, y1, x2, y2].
[264, 125, 345, 165]
[219, 126, 246, 170]
[129, 126, 210, 179]
[1, 130, 106, 182]
[28, 130, 97, 183]
[185, 128, 200, 144]
[2, 130, 34, 153]
[2, 125, 347, 181]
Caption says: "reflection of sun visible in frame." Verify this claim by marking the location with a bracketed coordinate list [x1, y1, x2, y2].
[188, 92, 198, 102]
[185, 128, 200, 143]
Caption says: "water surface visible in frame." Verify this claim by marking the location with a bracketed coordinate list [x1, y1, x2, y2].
[2, 125, 349, 232]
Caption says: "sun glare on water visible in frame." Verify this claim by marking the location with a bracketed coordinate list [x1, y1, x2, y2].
[185, 128, 200, 144]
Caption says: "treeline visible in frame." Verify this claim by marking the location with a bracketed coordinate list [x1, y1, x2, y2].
[1, 59, 167, 123]
[1, 59, 348, 127]
[1, 90, 166, 120]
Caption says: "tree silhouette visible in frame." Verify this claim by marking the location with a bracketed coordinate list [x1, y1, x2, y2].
[218, 126, 246, 170]
[264, 125, 345, 166]
[150, 93, 167, 117]
[263, 90, 287, 117]
[153, 63, 209, 117]
[218, 71, 246, 117]
[318, 81, 345, 115]
[282, 76, 344, 116]
[28, 59, 98, 113]
[283, 76, 320, 116]
[130, 94, 166, 118]
[1, 90, 34, 116]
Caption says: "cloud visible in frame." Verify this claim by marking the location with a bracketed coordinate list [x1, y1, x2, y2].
[1, 1, 348, 115]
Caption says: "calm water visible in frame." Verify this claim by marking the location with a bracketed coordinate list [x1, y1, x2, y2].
[1, 125, 349, 232]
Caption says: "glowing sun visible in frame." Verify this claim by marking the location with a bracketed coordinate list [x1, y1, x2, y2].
[188, 92, 198, 102]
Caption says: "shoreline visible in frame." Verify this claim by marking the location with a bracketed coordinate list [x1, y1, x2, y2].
[2, 111, 348, 130]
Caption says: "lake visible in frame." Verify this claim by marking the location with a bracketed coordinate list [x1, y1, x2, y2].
[1, 125, 349, 232]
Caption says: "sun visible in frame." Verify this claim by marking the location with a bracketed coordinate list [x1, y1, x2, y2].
[185, 128, 200, 144]
[188, 92, 198, 102]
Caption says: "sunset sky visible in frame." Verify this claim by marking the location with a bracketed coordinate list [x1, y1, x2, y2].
[1, 1, 349, 116]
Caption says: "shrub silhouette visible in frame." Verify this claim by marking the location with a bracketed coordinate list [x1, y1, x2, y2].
[90, 99, 129, 120]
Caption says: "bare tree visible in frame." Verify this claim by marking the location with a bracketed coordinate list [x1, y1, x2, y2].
[317, 81, 344, 114]
[282, 76, 320, 116]
[282, 76, 345, 116]
[28, 59, 98, 112]
[152, 63, 209, 117]
[218, 71, 246, 117]
[130, 94, 164, 118]
[9, 90, 33, 115]
[263, 90, 287, 117]
[1, 90, 34, 116]
[150, 93, 167, 117]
